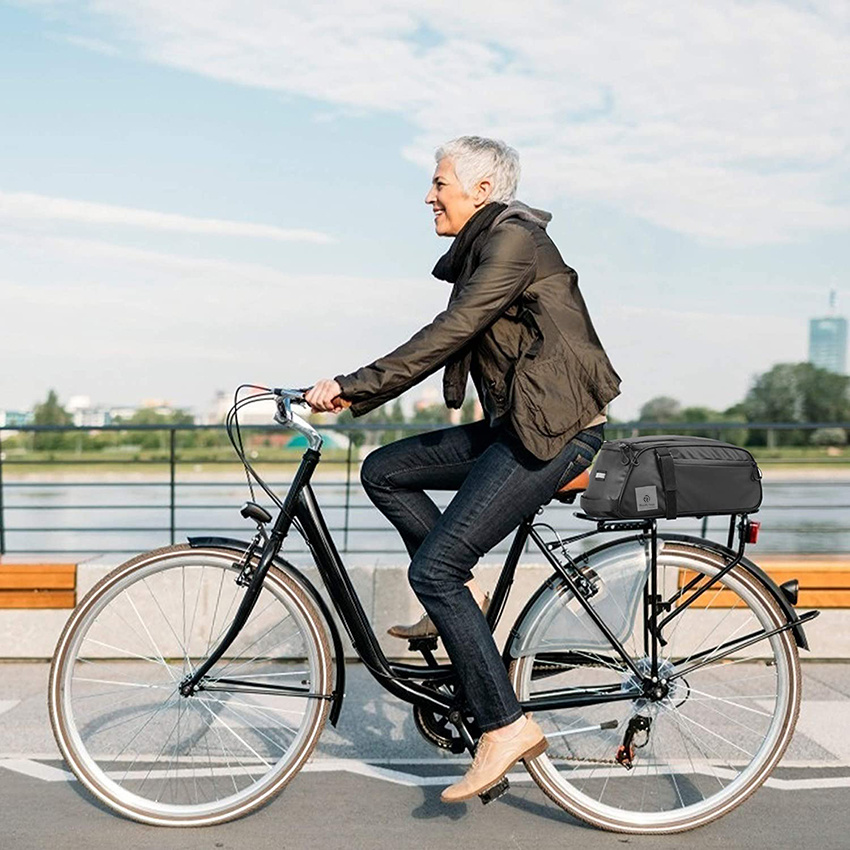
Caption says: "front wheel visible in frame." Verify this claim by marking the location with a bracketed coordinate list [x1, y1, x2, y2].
[49, 544, 334, 826]
[509, 540, 801, 834]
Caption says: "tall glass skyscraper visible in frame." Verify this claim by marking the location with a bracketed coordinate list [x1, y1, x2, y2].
[809, 311, 847, 375]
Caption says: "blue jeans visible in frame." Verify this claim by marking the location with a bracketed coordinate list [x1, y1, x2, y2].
[361, 419, 605, 731]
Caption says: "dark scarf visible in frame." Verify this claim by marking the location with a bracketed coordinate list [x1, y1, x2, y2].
[432, 202, 506, 283]
[432, 202, 507, 407]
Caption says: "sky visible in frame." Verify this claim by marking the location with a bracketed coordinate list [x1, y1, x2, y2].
[1, 0, 848, 421]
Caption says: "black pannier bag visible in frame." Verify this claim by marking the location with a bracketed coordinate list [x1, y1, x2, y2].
[580, 435, 763, 520]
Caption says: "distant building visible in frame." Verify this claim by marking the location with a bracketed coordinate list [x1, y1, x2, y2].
[808, 291, 847, 375]
[206, 391, 231, 425]
[107, 406, 138, 422]
[67, 395, 111, 428]
[140, 398, 184, 417]
[0, 410, 32, 428]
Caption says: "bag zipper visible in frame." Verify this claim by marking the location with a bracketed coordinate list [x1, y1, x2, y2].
[619, 442, 637, 465]
[619, 441, 759, 468]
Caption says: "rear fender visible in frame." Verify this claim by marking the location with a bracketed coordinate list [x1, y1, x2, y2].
[187, 535, 346, 726]
[505, 532, 810, 662]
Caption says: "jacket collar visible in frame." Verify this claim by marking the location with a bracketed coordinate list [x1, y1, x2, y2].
[492, 199, 552, 230]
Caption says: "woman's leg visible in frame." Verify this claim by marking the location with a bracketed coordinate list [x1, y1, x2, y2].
[408, 425, 604, 732]
[359, 419, 497, 558]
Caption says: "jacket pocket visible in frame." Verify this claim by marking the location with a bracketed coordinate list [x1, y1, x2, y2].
[513, 355, 576, 437]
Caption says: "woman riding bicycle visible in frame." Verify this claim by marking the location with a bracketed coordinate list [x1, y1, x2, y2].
[306, 135, 621, 803]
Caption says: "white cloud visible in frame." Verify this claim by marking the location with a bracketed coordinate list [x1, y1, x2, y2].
[37, 0, 850, 245]
[0, 190, 333, 243]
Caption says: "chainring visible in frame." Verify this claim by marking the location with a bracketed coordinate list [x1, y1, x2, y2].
[413, 705, 463, 751]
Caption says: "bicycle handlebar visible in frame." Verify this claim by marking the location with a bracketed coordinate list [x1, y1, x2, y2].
[271, 388, 323, 451]
[272, 387, 311, 404]
[272, 386, 351, 410]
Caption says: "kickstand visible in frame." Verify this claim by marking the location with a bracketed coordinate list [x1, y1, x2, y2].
[479, 776, 510, 804]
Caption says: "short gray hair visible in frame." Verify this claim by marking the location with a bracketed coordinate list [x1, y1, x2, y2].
[435, 136, 520, 204]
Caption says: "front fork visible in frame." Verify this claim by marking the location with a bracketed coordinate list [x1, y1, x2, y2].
[179, 449, 321, 697]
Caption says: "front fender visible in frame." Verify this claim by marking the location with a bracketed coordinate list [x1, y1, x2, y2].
[187, 535, 346, 726]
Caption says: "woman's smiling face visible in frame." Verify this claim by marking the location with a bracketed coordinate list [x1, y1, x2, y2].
[425, 158, 491, 237]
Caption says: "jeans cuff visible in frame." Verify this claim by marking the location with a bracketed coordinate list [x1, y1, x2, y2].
[478, 706, 525, 733]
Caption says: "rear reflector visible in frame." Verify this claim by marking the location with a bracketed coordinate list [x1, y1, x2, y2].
[745, 520, 761, 544]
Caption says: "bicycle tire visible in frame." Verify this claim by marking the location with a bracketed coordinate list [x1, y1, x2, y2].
[509, 539, 801, 834]
[49, 544, 333, 827]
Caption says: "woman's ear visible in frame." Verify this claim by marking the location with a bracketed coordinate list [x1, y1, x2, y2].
[473, 178, 493, 207]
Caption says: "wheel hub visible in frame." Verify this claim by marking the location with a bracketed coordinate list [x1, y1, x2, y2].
[621, 657, 685, 708]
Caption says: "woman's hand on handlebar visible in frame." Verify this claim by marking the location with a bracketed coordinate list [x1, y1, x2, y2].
[305, 379, 350, 413]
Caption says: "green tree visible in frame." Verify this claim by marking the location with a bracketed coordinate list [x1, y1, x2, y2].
[410, 403, 452, 427]
[678, 405, 748, 445]
[636, 396, 682, 436]
[742, 363, 850, 446]
[380, 399, 407, 445]
[114, 407, 195, 451]
[32, 389, 72, 451]
[336, 399, 408, 448]
[460, 393, 483, 424]
[639, 396, 681, 422]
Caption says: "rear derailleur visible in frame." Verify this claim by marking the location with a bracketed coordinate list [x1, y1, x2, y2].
[616, 714, 652, 770]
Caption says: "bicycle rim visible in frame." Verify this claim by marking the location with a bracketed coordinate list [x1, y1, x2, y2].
[510, 541, 801, 834]
[49, 545, 333, 826]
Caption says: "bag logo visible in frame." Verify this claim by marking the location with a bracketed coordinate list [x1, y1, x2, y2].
[635, 485, 658, 512]
[595, 471, 607, 480]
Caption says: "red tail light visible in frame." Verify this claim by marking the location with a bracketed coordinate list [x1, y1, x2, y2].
[745, 520, 761, 544]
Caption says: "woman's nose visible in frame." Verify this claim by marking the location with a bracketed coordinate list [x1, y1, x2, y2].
[425, 187, 436, 204]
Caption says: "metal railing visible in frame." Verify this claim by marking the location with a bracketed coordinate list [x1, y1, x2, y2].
[0, 421, 847, 556]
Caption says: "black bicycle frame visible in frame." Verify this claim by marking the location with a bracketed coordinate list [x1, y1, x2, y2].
[181, 445, 816, 729]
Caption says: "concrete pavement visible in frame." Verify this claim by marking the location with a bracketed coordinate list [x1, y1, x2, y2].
[2, 661, 850, 849]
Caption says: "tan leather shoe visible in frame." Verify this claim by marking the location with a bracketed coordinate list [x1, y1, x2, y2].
[440, 715, 547, 804]
[387, 593, 490, 640]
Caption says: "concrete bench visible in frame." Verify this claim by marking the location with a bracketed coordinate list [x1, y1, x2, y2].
[679, 555, 849, 608]
[0, 563, 76, 609]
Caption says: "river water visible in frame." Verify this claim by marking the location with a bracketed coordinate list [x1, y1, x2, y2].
[2, 474, 847, 560]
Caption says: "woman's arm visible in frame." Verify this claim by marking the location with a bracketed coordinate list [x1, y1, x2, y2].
[333, 223, 537, 416]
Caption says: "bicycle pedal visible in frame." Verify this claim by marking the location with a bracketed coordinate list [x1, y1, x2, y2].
[407, 636, 438, 651]
[479, 776, 510, 804]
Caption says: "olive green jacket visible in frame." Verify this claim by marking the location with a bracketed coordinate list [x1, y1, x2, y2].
[336, 202, 621, 460]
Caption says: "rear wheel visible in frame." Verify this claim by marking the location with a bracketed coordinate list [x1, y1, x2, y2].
[49, 545, 333, 826]
[509, 540, 801, 834]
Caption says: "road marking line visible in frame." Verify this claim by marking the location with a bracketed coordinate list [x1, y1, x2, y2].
[765, 776, 850, 790]
[2, 756, 850, 791]
[0, 759, 75, 782]
[303, 759, 425, 786]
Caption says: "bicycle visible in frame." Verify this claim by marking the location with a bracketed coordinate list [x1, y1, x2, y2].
[48, 386, 818, 833]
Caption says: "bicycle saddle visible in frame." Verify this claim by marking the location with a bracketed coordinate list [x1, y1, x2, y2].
[553, 468, 590, 504]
